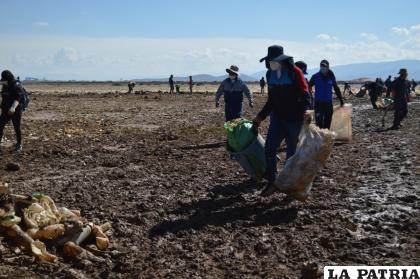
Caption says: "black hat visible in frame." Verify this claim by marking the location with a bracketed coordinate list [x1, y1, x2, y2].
[398, 68, 407, 75]
[1, 70, 14, 82]
[226, 65, 240, 76]
[260, 45, 292, 63]
[295, 61, 308, 74]
[320, 60, 329, 67]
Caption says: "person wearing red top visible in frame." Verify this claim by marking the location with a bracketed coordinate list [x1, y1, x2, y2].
[252, 45, 311, 196]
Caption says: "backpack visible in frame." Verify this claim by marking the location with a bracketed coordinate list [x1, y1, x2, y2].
[16, 82, 30, 111]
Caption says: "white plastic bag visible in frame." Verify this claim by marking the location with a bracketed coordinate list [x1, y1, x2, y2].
[330, 104, 352, 142]
[273, 115, 334, 201]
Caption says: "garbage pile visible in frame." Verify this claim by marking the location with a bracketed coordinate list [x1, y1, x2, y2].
[0, 182, 111, 263]
[273, 114, 335, 201]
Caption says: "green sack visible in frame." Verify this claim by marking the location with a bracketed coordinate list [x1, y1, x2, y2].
[224, 119, 256, 152]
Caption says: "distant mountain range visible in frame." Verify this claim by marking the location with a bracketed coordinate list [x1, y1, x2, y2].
[134, 73, 257, 83]
[251, 59, 420, 81]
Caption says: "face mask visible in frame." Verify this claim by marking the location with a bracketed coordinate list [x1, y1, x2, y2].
[229, 74, 236, 80]
[320, 67, 328, 75]
[269, 61, 281, 71]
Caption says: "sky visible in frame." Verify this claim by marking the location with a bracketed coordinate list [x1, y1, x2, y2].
[1, 0, 420, 80]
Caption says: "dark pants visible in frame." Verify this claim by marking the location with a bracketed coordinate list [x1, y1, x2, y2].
[393, 100, 408, 127]
[225, 102, 243, 122]
[370, 93, 379, 109]
[260, 87, 265, 94]
[314, 101, 333, 129]
[0, 110, 22, 145]
[265, 113, 302, 183]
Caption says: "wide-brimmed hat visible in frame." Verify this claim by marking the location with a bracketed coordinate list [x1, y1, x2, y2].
[226, 65, 240, 76]
[398, 68, 408, 75]
[259, 45, 292, 63]
[295, 61, 308, 74]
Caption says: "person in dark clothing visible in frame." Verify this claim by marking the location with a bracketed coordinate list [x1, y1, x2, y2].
[295, 60, 313, 108]
[365, 78, 386, 109]
[411, 79, 417, 92]
[343, 82, 353, 97]
[188, 76, 193, 94]
[389, 69, 410, 130]
[308, 60, 344, 129]
[0, 70, 25, 152]
[252, 45, 311, 196]
[259, 77, 266, 94]
[169, 75, 175, 94]
[385, 75, 392, 88]
[215, 65, 253, 121]
[127, 81, 136, 93]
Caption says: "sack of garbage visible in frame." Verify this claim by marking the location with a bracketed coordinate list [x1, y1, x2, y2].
[273, 114, 334, 201]
[330, 104, 352, 142]
[224, 118, 267, 181]
[224, 118, 256, 152]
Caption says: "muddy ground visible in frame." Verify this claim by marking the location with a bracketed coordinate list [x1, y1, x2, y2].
[0, 87, 418, 278]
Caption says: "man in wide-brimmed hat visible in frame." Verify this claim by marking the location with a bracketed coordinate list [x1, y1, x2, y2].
[215, 65, 253, 121]
[388, 68, 410, 130]
[252, 45, 311, 196]
[308, 59, 344, 129]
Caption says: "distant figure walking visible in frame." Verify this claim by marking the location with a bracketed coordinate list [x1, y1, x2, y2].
[385, 76, 392, 90]
[365, 78, 386, 109]
[127, 81, 136, 94]
[189, 76, 193, 94]
[215, 65, 253, 121]
[169, 75, 175, 94]
[259, 77, 266, 94]
[343, 82, 353, 97]
[0, 70, 26, 152]
[388, 69, 410, 130]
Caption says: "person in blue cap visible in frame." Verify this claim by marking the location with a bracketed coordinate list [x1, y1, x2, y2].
[252, 46, 311, 196]
[215, 65, 253, 121]
[308, 60, 344, 129]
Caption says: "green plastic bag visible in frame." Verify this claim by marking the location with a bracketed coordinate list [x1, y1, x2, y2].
[224, 119, 256, 152]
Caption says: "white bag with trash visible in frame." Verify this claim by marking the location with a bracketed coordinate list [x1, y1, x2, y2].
[330, 104, 352, 142]
[273, 114, 334, 201]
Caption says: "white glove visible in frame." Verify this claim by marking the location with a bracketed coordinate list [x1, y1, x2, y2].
[9, 100, 19, 115]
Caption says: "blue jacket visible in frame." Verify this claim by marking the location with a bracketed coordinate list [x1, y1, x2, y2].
[309, 71, 342, 103]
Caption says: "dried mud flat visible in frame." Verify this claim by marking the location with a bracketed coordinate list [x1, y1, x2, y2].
[0, 89, 418, 278]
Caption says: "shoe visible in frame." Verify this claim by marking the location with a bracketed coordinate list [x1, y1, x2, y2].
[260, 183, 277, 197]
[15, 144, 22, 153]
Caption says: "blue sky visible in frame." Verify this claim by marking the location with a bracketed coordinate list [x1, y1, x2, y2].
[1, 0, 420, 80]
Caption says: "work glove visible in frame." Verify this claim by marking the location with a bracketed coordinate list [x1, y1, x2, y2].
[8, 100, 19, 116]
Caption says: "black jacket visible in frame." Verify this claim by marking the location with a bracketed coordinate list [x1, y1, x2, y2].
[1, 81, 25, 112]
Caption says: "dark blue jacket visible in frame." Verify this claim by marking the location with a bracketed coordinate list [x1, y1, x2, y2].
[215, 78, 253, 121]
[257, 66, 310, 122]
[1, 81, 25, 112]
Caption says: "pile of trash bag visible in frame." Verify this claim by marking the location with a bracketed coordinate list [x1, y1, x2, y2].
[224, 118, 267, 181]
[0, 182, 111, 263]
[273, 114, 335, 201]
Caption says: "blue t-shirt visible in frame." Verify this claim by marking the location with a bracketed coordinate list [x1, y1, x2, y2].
[310, 72, 336, 102]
